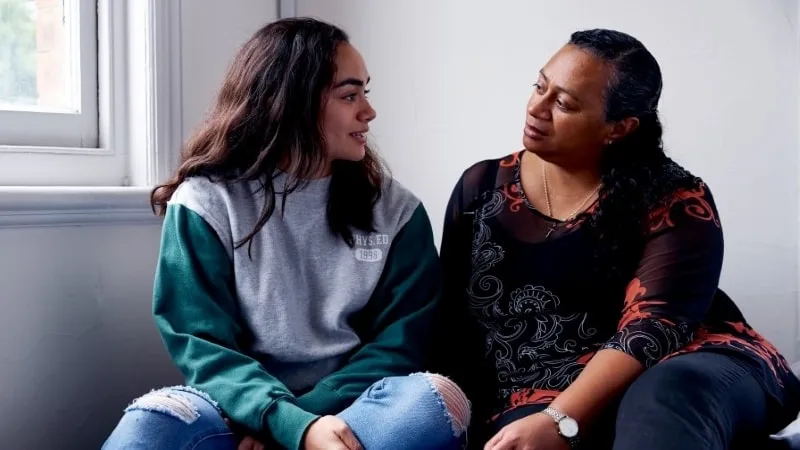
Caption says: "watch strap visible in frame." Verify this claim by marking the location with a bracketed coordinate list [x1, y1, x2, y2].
[542, 407, 580, 448]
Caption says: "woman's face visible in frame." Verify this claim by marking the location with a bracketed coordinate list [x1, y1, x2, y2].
[522, 44, 618, 166]
[321, 43, 376, 163]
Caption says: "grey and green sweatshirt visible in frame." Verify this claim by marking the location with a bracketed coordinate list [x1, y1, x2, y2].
[152, 173, 442, 449]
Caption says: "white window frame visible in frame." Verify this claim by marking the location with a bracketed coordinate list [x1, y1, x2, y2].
[0, 0, 183, 188]
[125, 0, 184, 187]
[0, 0, 183, 227]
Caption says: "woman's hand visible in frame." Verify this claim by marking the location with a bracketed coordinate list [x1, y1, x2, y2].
[303, 415, 364, 450]
[223, 418, 266, 450]
[484, 413, 569, 450]
[237, 436, 265, 450]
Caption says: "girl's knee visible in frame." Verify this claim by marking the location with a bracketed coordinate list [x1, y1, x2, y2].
[119, 385, 228, 432]
[413, 372, 472, 436]
[340, 374, 471, 450]
[103, 386, 234, 450]
[126, 386, 220, 423]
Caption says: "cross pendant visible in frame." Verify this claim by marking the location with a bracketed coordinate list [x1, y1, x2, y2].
[545, 223, 557, 239]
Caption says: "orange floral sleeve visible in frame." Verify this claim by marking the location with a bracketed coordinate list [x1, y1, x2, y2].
[602, 181, 724, 368]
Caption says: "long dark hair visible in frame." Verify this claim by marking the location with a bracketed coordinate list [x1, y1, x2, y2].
[151, 18, 386, 250]
[570, 29, 697, 284]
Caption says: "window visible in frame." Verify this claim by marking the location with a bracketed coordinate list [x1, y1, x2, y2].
[0, 0, 97, 148]
[0, 0, 182, 187]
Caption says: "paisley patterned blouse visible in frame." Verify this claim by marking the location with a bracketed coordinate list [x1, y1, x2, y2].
[435, 151, 799, 424]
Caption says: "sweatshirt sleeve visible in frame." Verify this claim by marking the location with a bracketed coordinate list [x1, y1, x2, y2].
[602, 180, 724, 368]
[295, 203, 443, 415]
[153, 203, 318, 449]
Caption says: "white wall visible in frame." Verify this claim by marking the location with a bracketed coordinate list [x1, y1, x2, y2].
[297, 0, 800, 358]
[0, 224, 170, 449]
[0, 2, 278, 449]
[181, 0, 280, 139]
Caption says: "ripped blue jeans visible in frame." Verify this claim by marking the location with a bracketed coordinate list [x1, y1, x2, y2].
[102, 373, 468, 450]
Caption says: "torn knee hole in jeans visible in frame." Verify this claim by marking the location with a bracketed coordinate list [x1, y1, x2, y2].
[125, 390, 200, 425]
[418, 372, 472, 437]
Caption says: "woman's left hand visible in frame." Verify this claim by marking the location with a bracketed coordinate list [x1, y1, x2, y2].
[484, 412, 570, 450]
[237, 436, 265, 450]
[224, 418, 265, 450]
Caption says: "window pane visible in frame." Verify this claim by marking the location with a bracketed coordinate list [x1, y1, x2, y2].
[0, 0, 77, 112]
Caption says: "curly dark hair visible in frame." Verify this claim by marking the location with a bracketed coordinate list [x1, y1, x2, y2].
[150, 18, 386, 251]
[570, 29, 698, 284]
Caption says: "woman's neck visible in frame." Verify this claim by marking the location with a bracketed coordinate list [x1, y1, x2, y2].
[521, 151, 602, 199]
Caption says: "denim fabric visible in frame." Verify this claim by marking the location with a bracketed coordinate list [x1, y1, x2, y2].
[486, 352, 793, 450]
[102, 374, 463, 450]
[101, 385, 237, 450]
[339, 373, 465, 450]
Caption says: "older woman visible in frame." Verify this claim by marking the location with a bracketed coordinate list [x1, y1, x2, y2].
[435, 28, 800, 450]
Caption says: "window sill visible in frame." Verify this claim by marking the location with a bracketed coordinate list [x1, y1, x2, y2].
[0, 186, 162, 228]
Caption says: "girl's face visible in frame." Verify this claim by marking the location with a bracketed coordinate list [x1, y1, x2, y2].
[321, 43, 376, 163]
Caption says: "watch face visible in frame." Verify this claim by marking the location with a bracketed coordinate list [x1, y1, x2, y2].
[559, 417, 579, 438]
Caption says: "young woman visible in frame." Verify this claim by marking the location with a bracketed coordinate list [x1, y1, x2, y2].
[103, 18, 469, 450]
[434, 29, 800, 449]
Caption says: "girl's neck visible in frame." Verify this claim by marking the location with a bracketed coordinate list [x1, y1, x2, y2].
[276, 156, 333, 180]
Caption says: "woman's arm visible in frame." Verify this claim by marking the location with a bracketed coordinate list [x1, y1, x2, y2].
[549, 181, 724, 426]
[547, 349, 643, 425]
[154, 204, 318, 449]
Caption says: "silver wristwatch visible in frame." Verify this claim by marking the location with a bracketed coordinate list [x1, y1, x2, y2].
[541, 407, 580, 448]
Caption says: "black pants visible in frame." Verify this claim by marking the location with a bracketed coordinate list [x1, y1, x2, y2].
[487, 352, 784, 450]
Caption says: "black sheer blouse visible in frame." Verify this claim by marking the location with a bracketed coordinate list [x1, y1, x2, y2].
[436, 151, 799, 424]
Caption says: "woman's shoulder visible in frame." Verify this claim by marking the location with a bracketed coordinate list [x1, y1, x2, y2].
[458, 151, 521, 186]
[654, 159, 716, 206]
[647, 160, 721, 233]
[447, 150, 523, 209]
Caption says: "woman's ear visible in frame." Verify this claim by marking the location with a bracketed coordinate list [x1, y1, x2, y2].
[607, 117, 640, 143]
